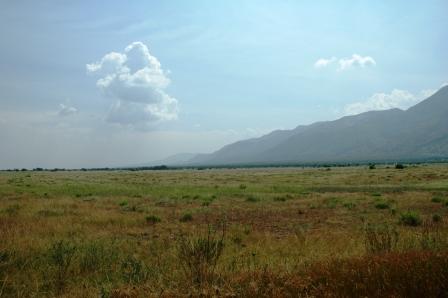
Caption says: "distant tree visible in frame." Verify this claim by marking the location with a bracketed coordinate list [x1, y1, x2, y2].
[395, 164, 405, 169]
[152, 165, 168, 170]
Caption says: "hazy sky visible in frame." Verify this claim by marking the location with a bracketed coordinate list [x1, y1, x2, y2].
[0, 1, 447, 169]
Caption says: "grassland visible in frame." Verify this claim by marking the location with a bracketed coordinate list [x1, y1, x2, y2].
[1, 164, 448, 297]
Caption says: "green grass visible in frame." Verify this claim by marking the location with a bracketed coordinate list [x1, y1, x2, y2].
[400, 211, 422, 226]
[145, 215, 161, 224]
[375, 202, 390, 209]
[1, 164, 448, 296]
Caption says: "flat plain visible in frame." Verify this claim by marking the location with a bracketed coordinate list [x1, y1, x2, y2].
[1, 164, 448, 297]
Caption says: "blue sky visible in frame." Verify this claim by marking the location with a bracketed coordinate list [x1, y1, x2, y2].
[0, 1, 447, 168]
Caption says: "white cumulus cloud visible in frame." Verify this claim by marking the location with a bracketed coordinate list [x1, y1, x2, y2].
[58, 104, 77, 116]
[344, 88, 437, 115]
[338, 54, 376, 71]
[314, 54, 376, 71]
[87, 42, 178, 126]
[314, 57, 336, 68]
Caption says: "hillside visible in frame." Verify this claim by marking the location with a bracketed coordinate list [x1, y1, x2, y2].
[188, 86, 448, 165]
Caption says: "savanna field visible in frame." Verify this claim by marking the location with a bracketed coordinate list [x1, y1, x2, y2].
[1, 165, 448, 297]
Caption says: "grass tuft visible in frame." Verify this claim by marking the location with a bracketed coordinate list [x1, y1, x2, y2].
[400, 211, 422, 226]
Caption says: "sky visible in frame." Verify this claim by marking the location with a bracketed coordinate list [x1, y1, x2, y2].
[0, 0, 447, 169]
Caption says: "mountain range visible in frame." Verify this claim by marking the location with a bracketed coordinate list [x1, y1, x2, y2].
[156, 86, 448, 166]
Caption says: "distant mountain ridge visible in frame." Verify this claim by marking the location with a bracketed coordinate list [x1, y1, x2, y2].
[181, 86, 448, 165]
[164, 86, 448, 166]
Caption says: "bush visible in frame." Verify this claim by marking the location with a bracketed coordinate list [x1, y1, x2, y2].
[121, 255, 148, 284]
[177, 224, 225, 285]
[395, 163, 405, 169]
[48, 240, 77, 293]
[0, 249, 12, 282]
[201, 196, 215, 206]
[245, 196, 259, 203]
[369, 164, 376, 170]
[431, 197, 443, 203]
[145, 215, 161, 224]
[324, 197, 339, 209]
[273, 196, 287, 202]
[375, 202, 390, 209]
[343, 202, 356, 210]
[180, 213, 193, 222]
[37, 209, 62, 217]
[432, 214, 442, 223]
[400, 211, 422, 226]
[2, 204, 20, 216]
[79, 240, 117, 274]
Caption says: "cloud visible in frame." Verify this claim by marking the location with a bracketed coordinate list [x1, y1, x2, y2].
[87, 42, 178, 126]
[314, 57, 336, 68]
[338, 54, 376, 71]
[344, 88, 436, 115]
[314, 54, 376, 71]
[58, 104, 77, 116]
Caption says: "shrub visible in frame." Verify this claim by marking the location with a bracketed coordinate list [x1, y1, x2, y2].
[145, 215, 161, 224]
[201, 197, 215, 206]
[400, 211, 422, 226]
[0, 249, 12, 281]
[119, 200, 128, 207]
[431, 197, 443, 203]
[432, 214, 442, 223]
[395, 163, 405, 169]
[245, 196, 259, 203]
[369, 164, 376, 170]
[122, 205, 138, 212]
[177, 224, 225, 285]
[375, 202, 390, 209]
[324, 197, 339, 209]
[48, 240, 77, 293]
[79, 240, 117, 274]
[343, 202, 356, 210]
[37, 209, 62, 217]
[2, 204, 20, 216]
[273, 196, 287, 202]
[121, 255, 148, 284]
[180, 213, 193, 222]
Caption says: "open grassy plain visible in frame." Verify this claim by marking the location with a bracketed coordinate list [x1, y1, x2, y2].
[1, 164, 448, 297]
